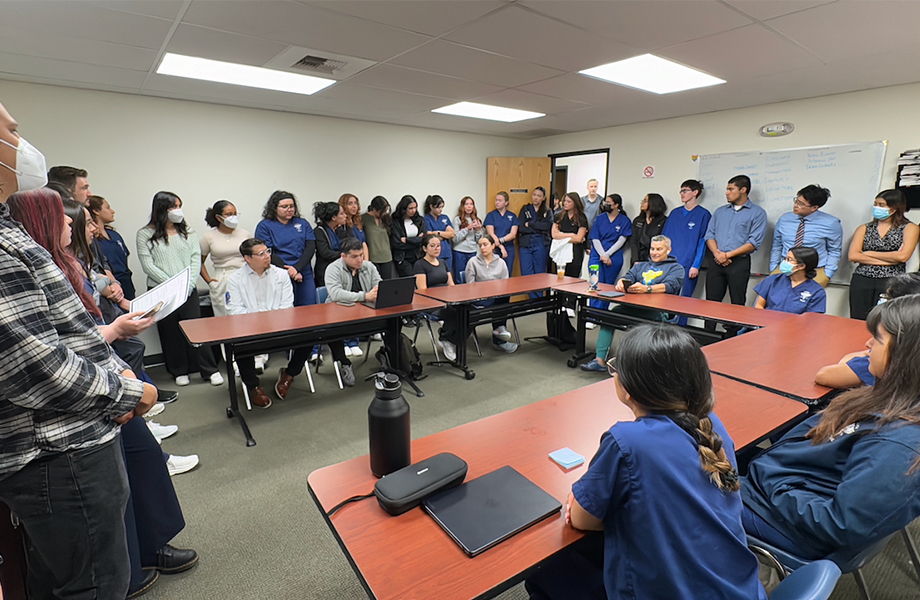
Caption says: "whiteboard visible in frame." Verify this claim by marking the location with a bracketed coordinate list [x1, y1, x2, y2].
[696, 141, 887, 281]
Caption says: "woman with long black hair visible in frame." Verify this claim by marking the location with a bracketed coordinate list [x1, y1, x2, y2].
[391, 195, 426, 277]
[362, 195, 396, 279]
[630, 193, 667, 264]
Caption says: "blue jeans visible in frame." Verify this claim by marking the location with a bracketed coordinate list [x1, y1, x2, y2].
[0, 437, 131, 600]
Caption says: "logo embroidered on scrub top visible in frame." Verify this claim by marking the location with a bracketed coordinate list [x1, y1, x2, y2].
[225, 291, 231, 303]
[829, 422, 860, 441]
[641, 269, 663, 285]
[615, 226, 621, 231]
[294, 222, 303, 232]
[799, 290, 812, 303]
[688, 222, 696, 229]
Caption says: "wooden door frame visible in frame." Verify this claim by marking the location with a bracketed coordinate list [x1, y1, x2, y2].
[549, 148, 610, 200]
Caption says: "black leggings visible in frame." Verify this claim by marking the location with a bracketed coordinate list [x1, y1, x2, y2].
[849, 272, 891, 320]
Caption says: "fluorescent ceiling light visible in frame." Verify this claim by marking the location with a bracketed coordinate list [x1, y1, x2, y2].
[432, 102, 544, 123]
[157, 53, 335, 95]
[579, 54, 725, 95]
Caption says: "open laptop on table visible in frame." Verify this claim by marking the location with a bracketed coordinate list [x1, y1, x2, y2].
[362, 276, 416, 309]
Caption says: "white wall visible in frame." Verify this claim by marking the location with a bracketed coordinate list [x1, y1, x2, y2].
[524, 82, 920, 318]
[555, 152, 607, 198]
[0, 80, 522, 354]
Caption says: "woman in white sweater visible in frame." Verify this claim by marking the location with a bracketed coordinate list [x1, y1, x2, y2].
[137, 191, 222, 387]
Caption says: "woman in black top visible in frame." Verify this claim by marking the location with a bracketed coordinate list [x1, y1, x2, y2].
[519, 186, 555, 284]
[391, 195, 427, 277]
[313, 201, 348, 288]
[552, 192, 589, 277]
[413, 233, 462, 362]
[630, 193, 667, 264]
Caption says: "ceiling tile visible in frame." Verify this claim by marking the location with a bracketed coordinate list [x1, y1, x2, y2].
[723, 0, 835, 22]
[0, 51, 148, 89]
[0, 1, 173, 50]
[313, 82, 454, 118]
[305, 0, 507, 37]
[468, 89, 590, 116]
[765, 1, 920, 62]
[345, 64, 503, 100]
[182, 0, 432, 62]
[0, 24, 156, 71]
[443, 4, 635, 72]
[166, 24, 290, 67]
[523, 1, 753, 51]
[88, 0, 185, 20]
[390, 40, 564, 88]
[517, 72, 653, 106]
[659, 23, 823, 80]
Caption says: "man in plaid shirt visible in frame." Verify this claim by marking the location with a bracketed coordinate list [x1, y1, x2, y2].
[0, 101, 157, 599]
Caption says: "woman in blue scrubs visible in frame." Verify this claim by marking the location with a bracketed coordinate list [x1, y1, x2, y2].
[255, 190, 316, 307]
[518, 186, 553, 298]
[588, 194, 631, 300]
[753, 246, 826, 314]
[423, 195, 455, 274]
[484, 191, 519, 275]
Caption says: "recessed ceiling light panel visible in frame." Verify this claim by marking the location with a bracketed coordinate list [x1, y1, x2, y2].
[579, 54, 725, 95]
[157, 53, 335, 95]
[432, 102, 544, 123]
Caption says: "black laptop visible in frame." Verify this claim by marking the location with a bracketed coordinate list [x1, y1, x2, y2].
[362, 276, 416, 309]
[422, 466, 562, 557]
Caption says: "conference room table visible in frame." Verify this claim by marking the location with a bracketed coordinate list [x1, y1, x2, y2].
[415, 273, 583, 379]
[308, 373, 807, 600]
[702, 311, 871, 405]
[181, 295, 445, 446]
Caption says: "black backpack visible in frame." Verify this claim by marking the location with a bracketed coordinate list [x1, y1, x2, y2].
[375, 332, 425, 381]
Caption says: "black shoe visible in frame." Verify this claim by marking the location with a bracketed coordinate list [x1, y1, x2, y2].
[126, 569, 158, 599]
[144, 544, 199, 574]
[157, 389, 179, 404]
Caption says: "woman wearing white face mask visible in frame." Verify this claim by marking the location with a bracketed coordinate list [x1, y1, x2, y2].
[137, 191, 222, 387]
[848, 189, 920, 320]
[200, 200, 250, 317]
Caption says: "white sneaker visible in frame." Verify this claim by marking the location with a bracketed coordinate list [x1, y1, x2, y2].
[371, 333, 383, 341]
[147, 421, 178, 442]
[209, 372, 224, 386]
[254, 356, 265, 374]
[175, 375, 190, 387]
[350, 345, 363, 357]
[566, 308, 576, 318]
[494, 341, 519, 353]
[144, 403, 166, 419]
[586, 322, 596, 330]
[493, 326, 512, 342]
[232, 361, 240, 377]
[438, 339, 457, 362]
[343, 346, 353, 357]
[166, 454, 199, 477]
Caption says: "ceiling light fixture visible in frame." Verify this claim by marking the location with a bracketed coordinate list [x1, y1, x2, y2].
[432, 102, 544, 123]
[157, 53, 335, 95]
[579, 54, 725, 95]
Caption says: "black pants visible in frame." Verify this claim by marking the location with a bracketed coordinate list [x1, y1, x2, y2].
[0, 438, 131, 600]
[849, 272, 890, 320]
[561, 245, 585, 278]
[237, 346, 314, 390]
[394, 257, 417, 278]
[704, 254, 751, 333]
[525, 532, 606, 600]
[154, 289, 219, 378]
[374, 261, 396, 280]
[112, 335, 146, 376]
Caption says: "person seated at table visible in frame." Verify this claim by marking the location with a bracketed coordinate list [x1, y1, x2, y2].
[226, 238, 326, 408]
[814, 273, 920, 389]
[413, 233, 461, 362]
[753, 246, 826, 314]
[529, 324, 765, 600]
[580, 235, 684, 372]
[465, 234, 518, 353]
[742, 295, 920, 563]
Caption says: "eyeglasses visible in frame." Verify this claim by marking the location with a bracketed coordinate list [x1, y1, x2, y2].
[606, 356, 617, 377]
[793, 199, 812, 208]
[251, 248, 272, 257]
[278, 204, 296, 210]
[679, 189, 693, 194]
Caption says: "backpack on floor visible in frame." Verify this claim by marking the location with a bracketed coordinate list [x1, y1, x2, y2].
[375, 332, 425, 381]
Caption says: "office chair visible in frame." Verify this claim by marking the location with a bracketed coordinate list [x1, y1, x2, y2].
[768, 560, 840, 600]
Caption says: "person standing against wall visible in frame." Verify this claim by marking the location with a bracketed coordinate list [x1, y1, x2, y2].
[662, 179, 711, 317]
[769, 184, 842, 287]
[484, 190, 519, 275]
[582, 178, 602, 230]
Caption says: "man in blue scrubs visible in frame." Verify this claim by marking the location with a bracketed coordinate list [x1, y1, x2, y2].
[769, 184, 842, 287]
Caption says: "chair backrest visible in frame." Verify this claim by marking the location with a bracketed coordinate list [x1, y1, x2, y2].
[317, 286, 328, 304]
[769, 560, 841, 600]
[747, 531, 895, 574]
[457, 270, 467, 284]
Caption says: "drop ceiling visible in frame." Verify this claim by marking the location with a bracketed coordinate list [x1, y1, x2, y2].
[2, 0, 919, 139]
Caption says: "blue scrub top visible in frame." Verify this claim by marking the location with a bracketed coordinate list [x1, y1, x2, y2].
[424, 213, 453, 259]
[484, 209, 519, 244]
[754, 274, 826, 314]
[96, 229, 135, 299]
[255, 217, 315, 272]
[847, 355, 876, 386]
[573, 413, 766, 600]
[588, 212, 631, 259]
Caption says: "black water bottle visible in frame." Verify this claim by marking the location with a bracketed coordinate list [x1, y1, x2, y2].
[368, 373, 411, 477]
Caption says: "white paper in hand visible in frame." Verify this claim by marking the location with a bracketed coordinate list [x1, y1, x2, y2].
[129, 267, 190, 322]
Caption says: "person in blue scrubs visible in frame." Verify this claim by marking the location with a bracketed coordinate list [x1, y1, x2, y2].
[528, 324, 766, 600]
[423, 194, 455, 274]
[484, 191, 519, 275]
[662, 179, 711, 299]
[753, 246, 826, 314]
[255, 190, 316, 307]
[587, 194, 630, 307]
[815, 272, 920, 389]
[518, 186, 553, 297]
[88, 194, 136, 299]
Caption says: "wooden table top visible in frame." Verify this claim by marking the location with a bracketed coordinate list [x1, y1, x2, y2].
[307, 374, 806, 600]
[417, 273, 582, 304]
[180, 295, 445, 345]
[703, 312, 870, 401]
[552, 281, 797, 328]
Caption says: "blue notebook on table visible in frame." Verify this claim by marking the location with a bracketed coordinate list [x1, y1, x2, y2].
[422, 465, 561, 557]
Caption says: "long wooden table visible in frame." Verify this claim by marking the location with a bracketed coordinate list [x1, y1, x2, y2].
[308, 373, 807, 600]
[181, 296, 445, 446]
[415, 274, 583, 379]
[702, 311, 870, 404]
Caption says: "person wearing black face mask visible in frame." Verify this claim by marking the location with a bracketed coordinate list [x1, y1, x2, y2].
[588, 194, 631, 290]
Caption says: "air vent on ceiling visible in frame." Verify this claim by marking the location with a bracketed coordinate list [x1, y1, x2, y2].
[292, 55, 348, 76]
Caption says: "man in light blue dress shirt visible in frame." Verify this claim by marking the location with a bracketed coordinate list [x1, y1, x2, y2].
[769, 184, 842, 287]
[703, 175, 767, 333]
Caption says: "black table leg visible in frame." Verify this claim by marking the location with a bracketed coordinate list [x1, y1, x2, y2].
[568, 295, 593, 368]
[426, 303, 475, 380]
[378, 317, 425, 397]
[224, 343, 256, 447]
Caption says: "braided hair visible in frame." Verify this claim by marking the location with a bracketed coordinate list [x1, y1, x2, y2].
[615, 323, 739, 492]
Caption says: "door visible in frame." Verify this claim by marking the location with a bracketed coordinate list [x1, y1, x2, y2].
[486, 157, 552, 277]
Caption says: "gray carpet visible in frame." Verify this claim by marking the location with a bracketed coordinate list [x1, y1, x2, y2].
[141, 314, 919, 600]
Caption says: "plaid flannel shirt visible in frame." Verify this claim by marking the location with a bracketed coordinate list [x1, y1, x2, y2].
[0, 203, 144, 478]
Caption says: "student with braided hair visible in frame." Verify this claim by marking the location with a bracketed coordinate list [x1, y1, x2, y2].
[528, 324, 766, 599]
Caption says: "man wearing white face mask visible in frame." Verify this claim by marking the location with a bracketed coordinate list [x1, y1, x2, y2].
[200, 199, 251, 318]
[0, 103, 157, 598]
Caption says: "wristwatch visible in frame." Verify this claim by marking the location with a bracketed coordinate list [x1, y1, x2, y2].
[646, 285, 652, 294]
